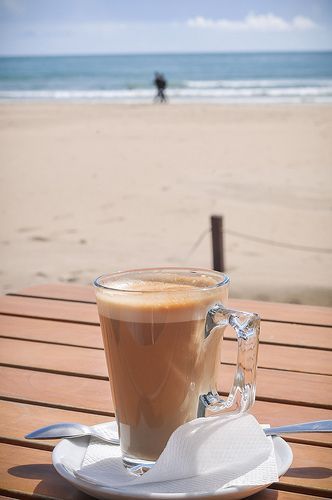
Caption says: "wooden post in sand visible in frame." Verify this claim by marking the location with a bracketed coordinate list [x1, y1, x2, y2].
[211, 215, 225, 272]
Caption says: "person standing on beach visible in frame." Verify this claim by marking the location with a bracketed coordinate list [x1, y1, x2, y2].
[154, 72, 167, 103]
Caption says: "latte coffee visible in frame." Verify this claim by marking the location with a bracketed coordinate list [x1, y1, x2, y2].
[96, 273, 225, 464]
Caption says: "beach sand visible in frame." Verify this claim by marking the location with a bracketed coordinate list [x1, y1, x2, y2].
[0, 103, 331, 305]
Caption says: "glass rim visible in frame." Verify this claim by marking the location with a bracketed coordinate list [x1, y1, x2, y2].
[93, 267, 230, 293]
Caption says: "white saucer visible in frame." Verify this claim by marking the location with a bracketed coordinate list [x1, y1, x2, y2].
[52, 430, 293, 500]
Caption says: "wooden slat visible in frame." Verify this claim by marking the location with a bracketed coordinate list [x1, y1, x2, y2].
[0, 315, 102, 348]
[0, 296, 98, 324]
[1, 356, 331, 409]
[253, 494, 325, 500]
[1, 336, 331, 379]
[11, 283, 332, 326]
[224, 340, 332, 375]
[1, 364, 331, 421]
[0, 366, 113, 415]
[251, 401, 332, 447]
[229, 321, 332, 351]
[219, 364, 332, 409]
[1, 284, 331, 499]
[11, 283, 95, 303]
[1, 296, 331, 355]
[1, 314, 331, 351]
[278, 442, 332, 496]
[0, 496, 25, 499]
[0, 400, 113, 450]
[0, 441, 330, 499]
[231, 299, 332, 327]
[0, 338, 107, 379]
[1, 397, 331, 450]
[0, 443, 91, 499]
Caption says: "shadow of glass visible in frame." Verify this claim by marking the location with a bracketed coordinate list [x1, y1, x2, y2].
[285, 466, 331, 479]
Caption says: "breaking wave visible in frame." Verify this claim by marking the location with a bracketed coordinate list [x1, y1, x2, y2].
[1, 79, 332, 103]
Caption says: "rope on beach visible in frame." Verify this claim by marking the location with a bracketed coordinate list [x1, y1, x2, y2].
[226, 229, 332, 253]
[186, 227, 332, 259]
[185, 228, 211, 260]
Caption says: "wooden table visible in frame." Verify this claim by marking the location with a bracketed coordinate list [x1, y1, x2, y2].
[0, 283, 331, 499]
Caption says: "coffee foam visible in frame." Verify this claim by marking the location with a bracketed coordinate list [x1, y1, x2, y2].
[107, 279, 196, 292]
[96, 278, 225, 323]
[105, 274, 219, 291]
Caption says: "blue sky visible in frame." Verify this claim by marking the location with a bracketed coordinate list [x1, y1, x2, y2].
[1, 0, 332, 55]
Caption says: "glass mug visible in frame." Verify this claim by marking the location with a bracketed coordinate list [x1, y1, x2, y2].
[94, 267, 260, 470]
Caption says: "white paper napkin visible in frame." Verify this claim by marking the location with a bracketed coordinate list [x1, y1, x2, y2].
[68, 414, 278, 494]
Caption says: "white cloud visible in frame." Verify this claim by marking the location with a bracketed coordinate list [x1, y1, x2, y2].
[1, 13, 329, 56]
[292, 16, 318, 30]
[187, 13, 319, 32]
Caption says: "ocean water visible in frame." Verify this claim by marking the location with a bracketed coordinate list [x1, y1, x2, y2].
[0, 52, 332, 103]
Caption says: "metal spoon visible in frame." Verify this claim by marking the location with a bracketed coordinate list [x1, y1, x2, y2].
[25, 419, 332, 443]
[25, 422, 120, 444]
[264, 419, 332, 436]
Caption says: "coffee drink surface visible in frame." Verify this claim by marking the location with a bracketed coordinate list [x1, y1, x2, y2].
[96, 276, 225, 462]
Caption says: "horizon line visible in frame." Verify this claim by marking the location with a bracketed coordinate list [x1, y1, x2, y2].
[1, 49, 332, 58]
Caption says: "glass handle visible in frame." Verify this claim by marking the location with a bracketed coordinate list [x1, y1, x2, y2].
[200, 304, 260, 416]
